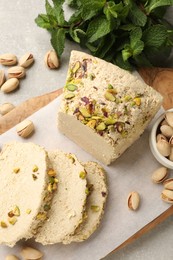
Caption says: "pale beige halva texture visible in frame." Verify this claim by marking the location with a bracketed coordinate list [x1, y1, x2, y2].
[58, 51, 163, 165]
[0, 142, 51, 247]
[35, 150, 87, 245]
[65, 161, 108, 243]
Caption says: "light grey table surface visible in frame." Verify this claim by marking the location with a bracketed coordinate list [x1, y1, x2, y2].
[0, 1, 173, 260]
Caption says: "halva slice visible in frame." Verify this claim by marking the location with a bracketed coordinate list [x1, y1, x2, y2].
[58, 51, 163, 165]
[0, 142, 54, 247]
[64, 161, 107, 244]
[35, 150, 87, 245]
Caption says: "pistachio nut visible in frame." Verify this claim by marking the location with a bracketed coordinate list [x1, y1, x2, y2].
[5, 255, 19, 260]
[169, 136, 173, 146]
[127, 191, 140, 210]
[160, 125, 173, 138]
[16, 119, 35, 138]
[156, 139, 171, 157]
[0, 53, 17, 66]
[160, 119, 168, 126]
[169, 147, 173, 161]
[0, 70, 5, 87]
[8, 66, 26, 79]
[1, 78, 19, 93]
[44, 50, 60, 69]
[0, 102, 15, 115]
[151, 167, 168, 183]
[156, 133, 168, 142]
[163, 178, 173, 190]
[165, 112, 173, 128]
[20, 246, 43, 260]
[161, 189, 173, 204]
[19, 53, 34, 68]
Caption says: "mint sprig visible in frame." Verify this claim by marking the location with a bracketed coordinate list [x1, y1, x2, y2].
[35, 0, 173, 70]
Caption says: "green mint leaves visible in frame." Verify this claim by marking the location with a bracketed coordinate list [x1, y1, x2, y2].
[35, 0, 173, 70]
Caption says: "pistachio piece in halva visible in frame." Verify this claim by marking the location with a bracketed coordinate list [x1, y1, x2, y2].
[0, 102, 15, 115]
[0, 53, 17, 66]
[16, 119, 35, 138]
[165, 112, 173, 128]
[5, 255, 19, 260]
[160, 125, 173, 138]
[20, 246, 43, 260]
[8, 66, 26, 79]
[0, 70, 5, 87]
[19, 53, 34, 68]
[163, 178, 173, 190]
[151, 167, 168, 183]
[44, 50, 60, 69]
[127, 191, 140, 211]
[161, 189, 173, 204]
[156, 138, 171, 157]
[1, 78, 19, 93]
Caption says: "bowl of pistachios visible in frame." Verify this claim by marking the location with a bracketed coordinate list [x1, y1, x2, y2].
[149, 108, 173, 169]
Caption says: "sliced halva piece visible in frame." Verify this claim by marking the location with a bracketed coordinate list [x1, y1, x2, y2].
[64, 161, 107, 244]
[58, 51, 163, 165]
[35, 150, 87, 245]
[0, 142, 53, 247]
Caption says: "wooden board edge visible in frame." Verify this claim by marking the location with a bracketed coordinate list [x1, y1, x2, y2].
[0, 89, 62, 134]
[107, 205, 173, 256]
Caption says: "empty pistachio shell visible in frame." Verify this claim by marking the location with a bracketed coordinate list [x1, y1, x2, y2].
[0, 53, 17, 66]
[8, 66, 26, 79]
[161, 189, 173, 204]
[165, 112, 173, 128]
[19, 53, 34, 68]
[163, 178, 173, 190]
[156, 139, 171, 157]
[0, 70, 5, 86]
[20, 246, 43, 259]
[5, 255, 19, 260]
[127, 191, 140, 210]
[0, 102, 15, 115]
[151, 167, 168, 183]
[1, 78, 19, 93]
[16, 119, 34, 138]
[160, 125, 173, 138]
[44, 50, 59, 69]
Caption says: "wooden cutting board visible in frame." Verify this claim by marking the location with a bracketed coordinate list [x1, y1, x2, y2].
[0, 68, 173, 254]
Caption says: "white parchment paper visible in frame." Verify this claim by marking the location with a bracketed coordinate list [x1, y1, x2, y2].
[0, 97, 170, 260]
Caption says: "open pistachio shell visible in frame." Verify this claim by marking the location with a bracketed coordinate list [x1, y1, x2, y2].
[151, 167, 168, 183]
[165, 112, 173, 128]
[156, 139, 171, 157]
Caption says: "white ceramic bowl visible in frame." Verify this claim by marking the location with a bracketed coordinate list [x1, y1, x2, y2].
[149, 108, 173, 169]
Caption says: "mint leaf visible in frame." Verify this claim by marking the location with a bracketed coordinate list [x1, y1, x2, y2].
[115, 53, 133, 70]
[130, 27, 144, 56]
[80, 0, 106, 21]
[35, 14, 52, 29]
[52, 0, 66, 26]
[129, 1, 147, 27]
[146, 0, 173, 13]
[143, 25, 168, 48]
[87, 16, 112, 43]
[69, 27, 86, 43]
[45, 0, 55, 17]
[95, 34, 116, 59]
[51, 28, 66, 57]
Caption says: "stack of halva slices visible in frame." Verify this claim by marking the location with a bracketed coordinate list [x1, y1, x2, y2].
[0, 142, 107, 247]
